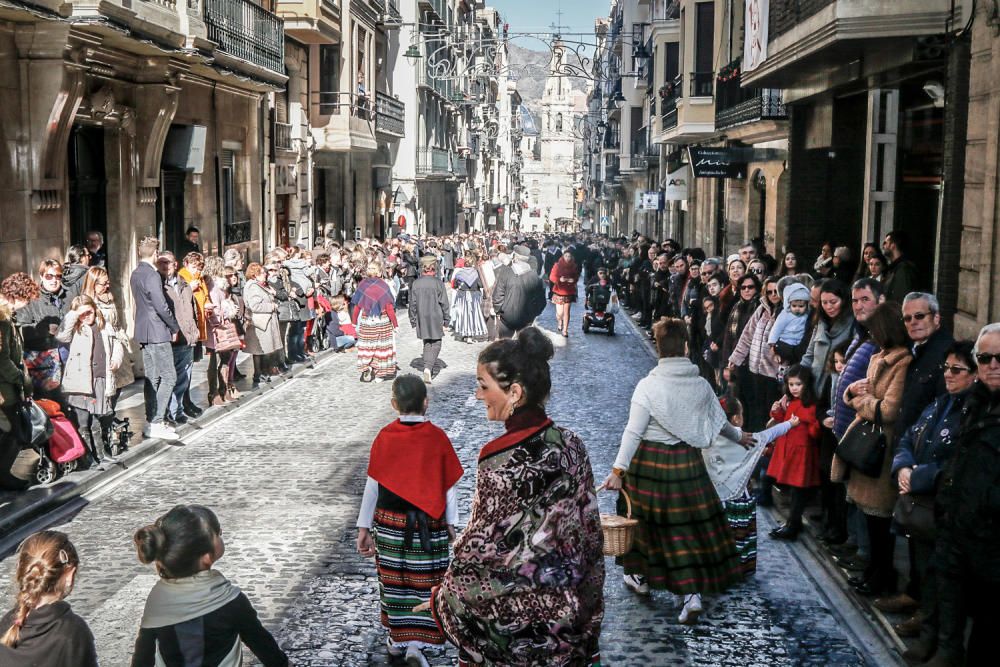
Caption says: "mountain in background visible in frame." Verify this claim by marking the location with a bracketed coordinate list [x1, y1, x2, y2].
[507, 41, 588, 118]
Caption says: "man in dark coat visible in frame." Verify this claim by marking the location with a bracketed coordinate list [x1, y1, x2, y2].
[129, 237, 180, 441]
[492, 246, 546, 339]
[897, 293, 954, 438]
[930, 324, 1000, 667]
[882, 229, 919, 303]
[409, 255, 450, 384]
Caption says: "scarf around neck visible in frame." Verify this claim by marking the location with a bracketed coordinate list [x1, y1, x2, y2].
[140, 569, 241, 629]
[637, 358, 727, 448]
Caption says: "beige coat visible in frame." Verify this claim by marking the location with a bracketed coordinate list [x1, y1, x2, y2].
[832, 346, 912, 517]
[94, 296, 135, 388]
[55, 312, 124, 397]
[243, 280, 282, 355]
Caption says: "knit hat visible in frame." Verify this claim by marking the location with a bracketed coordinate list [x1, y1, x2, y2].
[782, 282, 811, 310]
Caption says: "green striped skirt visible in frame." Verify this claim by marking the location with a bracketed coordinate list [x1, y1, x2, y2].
[724, 487, 758, 577]
[618, 440, 744, 594]
[374, 508, 449, 645]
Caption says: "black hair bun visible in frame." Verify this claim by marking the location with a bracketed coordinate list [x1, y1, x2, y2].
[134, 525, 166, 565]
[517, 327, 554, 363]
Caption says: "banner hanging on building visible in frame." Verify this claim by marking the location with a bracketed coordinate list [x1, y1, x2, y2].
[688, 147, 748, 179]
[744, 0, 769, 72]
[663, 164, 690, 200]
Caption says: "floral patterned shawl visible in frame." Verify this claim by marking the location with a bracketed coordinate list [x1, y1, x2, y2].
[431, 408, 604, 666]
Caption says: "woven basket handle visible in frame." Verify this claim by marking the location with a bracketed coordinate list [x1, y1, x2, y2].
[597, 486, 633, 519]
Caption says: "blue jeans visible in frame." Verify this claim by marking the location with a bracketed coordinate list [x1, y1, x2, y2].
[288, 320, 306, 359]
[334, 335, 356, 350]
[141, 342, 177, 424]
[167, 345, 194, 420]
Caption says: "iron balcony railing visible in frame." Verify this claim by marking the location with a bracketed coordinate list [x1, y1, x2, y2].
[315, 91, 373, 119]
[453, 157, 468, 178]
[382, 0, 402, 26]
[274, 121, 293, 150]
[690, 71, 714, 98]
[204, 0, 284, 75]
[375, 91, 405, 138]
[769, 0, 835, 41]
[715, 59, 787, 130]
[417, 147, 450, 176]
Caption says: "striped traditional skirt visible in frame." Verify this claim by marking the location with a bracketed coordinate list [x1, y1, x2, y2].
[723, 487, 758, 577]
[618, 440, 744, 594]
[357, 313, 397, 378]
[451, 290, 488, 340]
[374, 508, 449, 646]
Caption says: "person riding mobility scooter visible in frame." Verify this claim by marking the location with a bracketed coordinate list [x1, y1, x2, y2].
[583, 268, 617, 335]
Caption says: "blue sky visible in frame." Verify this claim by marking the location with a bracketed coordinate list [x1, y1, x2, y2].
[488, 0, 611, 39]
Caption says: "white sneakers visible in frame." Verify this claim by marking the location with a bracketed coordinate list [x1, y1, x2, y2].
[142, 422, 179, 441]
[678, 593, 703, 625]
[623, 574, 650, 596]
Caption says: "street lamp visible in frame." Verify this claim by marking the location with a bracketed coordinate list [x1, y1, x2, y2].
[404, 44, 422, 62]
[612, 90, 626, 109]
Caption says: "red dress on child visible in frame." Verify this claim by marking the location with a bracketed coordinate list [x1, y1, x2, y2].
[766, 399, 822, 487]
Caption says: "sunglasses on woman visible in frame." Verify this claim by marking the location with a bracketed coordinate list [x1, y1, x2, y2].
[941, 364, 971, 375]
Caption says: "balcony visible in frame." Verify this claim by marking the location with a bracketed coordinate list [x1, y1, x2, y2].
[416, 147, 451, 179]
[275, 0, 340, 43]
[311, 91, 377, 152]
[416, 62, 453, 100]
[204, 0, 285, 75]
[453, 157, 468, 179]
[375, 91, 405, 139]
[417, 0, 445, 22]
[744, 0, 957, 92]
[274, 121, 293, 151]
[715, 59, 788, 134]
[381, 0, 402, 27]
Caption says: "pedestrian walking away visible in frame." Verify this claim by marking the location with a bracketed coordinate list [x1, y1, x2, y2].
[409, 256, 451, 384]
[602, 318, 752, 624]
[357, 374, 463, 666]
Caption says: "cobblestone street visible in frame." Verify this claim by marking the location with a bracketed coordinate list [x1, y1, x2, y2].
[0, 293, 878, 665]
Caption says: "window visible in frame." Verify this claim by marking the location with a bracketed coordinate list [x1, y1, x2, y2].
[319, 44, 341, 114]
[694, 2, 715, 96]
[665, 42, 679, 85]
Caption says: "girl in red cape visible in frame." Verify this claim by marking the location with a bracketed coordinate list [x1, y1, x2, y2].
[549, 250, 580, 337]
[357, 374, 463, 666]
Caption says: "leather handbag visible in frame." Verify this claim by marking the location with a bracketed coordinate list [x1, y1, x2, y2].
[212, 319, 242, 352]
[11, 398, 54, 447]
[836, 401, 886, 477]
[893, 494, 936, 541]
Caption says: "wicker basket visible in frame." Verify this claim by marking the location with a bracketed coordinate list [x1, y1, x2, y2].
[600, 489, 639, 557]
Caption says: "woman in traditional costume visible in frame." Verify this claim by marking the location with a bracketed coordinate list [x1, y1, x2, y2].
[450, 253, 488, 343]
[358, 374, 463, 666]
[602, 318, 752, 624]
[350, 260, 398, 383]
[426, 328, 604, 666]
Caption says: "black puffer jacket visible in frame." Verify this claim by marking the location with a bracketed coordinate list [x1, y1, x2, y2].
[898, 327, 954, 439]
[61, 264, 88, 300]
[937, 381, 1000, 549]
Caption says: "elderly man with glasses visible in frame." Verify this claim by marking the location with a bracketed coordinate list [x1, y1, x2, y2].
[930, 323, 1000, 667]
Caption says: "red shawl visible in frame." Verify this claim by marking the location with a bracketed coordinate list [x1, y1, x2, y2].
[479, 407, 553, 461]
[549, 259, 580, 297]
[367, 420, 463, 519]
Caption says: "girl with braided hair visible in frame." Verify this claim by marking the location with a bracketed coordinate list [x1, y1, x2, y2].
[0, 530, 97, 665]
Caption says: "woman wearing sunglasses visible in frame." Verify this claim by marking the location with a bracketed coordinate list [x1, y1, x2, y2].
[889, 341, 977, 664]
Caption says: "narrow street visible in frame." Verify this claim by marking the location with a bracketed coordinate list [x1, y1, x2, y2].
[1, 295, 878, 665]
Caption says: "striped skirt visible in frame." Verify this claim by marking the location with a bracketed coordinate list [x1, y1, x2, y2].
[357, 313, 397, 378]
[374, 508, 449, 645]
[618, 440, 743, 594]
[723, 487, 758, 577]
[451, 290, 488, 340]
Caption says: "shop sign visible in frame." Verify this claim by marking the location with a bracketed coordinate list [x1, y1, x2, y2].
[664, 164, 690, 200]
[744, 0, 769, 72]
[640, 191, 663, 211]
[688, 147, 748, 179]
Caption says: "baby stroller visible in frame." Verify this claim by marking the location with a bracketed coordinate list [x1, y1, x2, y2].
[582, 280, 617, 336]
[32, 399, 86, 485]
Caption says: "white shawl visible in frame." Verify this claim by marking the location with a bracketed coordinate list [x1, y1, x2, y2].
[636, 358, 728, 448]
